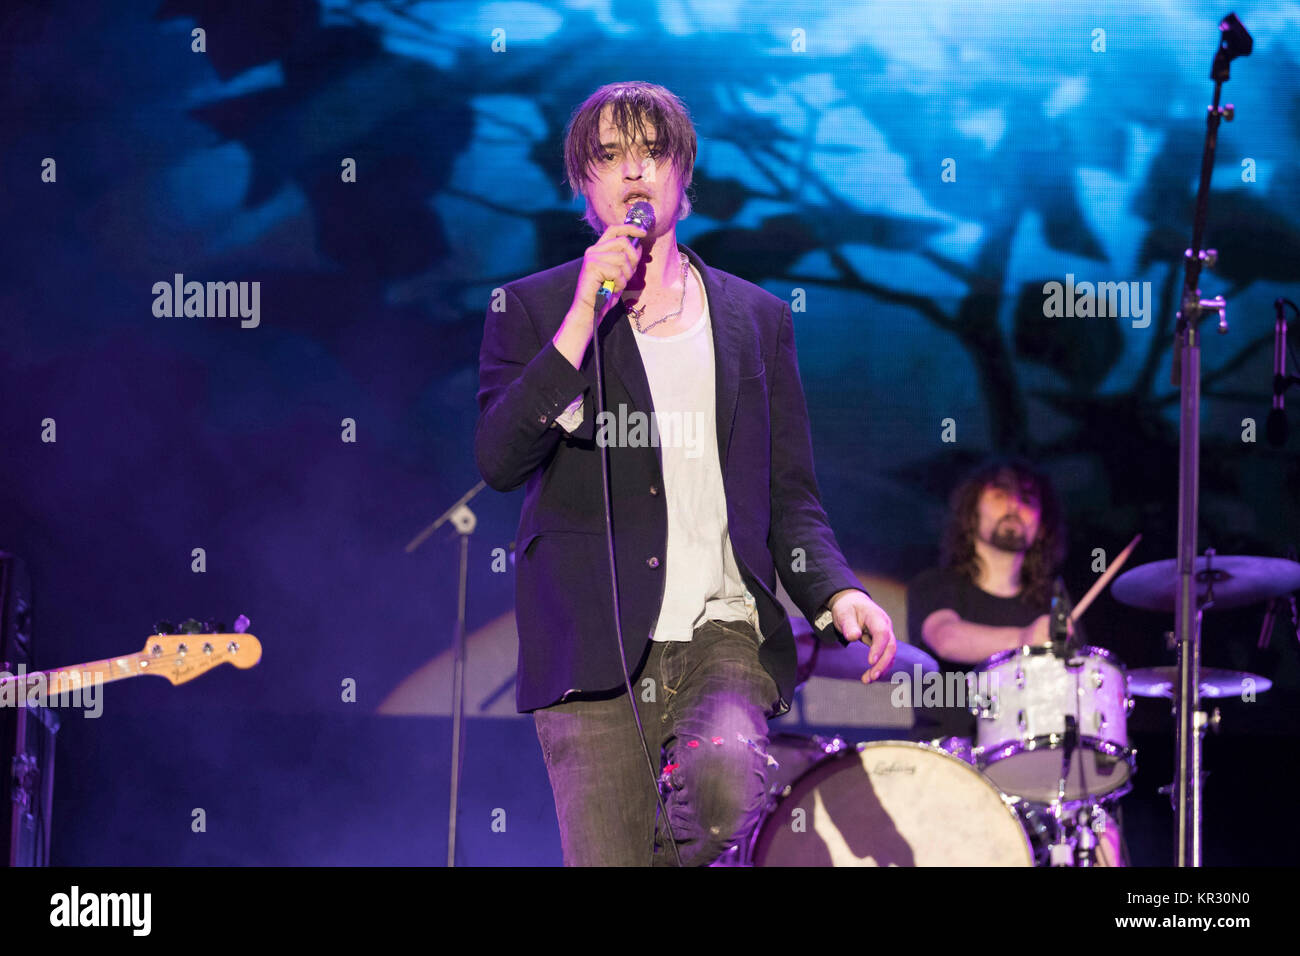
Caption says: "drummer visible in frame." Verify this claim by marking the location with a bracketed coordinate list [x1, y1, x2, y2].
[906, 456, 1123, 866]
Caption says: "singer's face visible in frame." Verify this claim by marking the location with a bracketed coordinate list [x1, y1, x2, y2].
[586, 108, 682, 235]
[975, 478, 1041, 554]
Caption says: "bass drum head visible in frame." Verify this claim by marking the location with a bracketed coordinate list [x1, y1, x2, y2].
[752, 740, 1033, 866]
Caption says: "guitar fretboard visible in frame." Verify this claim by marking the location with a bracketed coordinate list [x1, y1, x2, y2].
[0, 635, 257, 695]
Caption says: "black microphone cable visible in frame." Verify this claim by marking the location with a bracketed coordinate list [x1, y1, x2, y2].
[590, 239, 682, 867]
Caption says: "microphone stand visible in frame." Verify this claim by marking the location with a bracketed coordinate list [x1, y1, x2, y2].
[1169, 13, 1251, 868]
[1050, 583, 1074, 812]
[1048, 580, 1098, 865]
[1270, 298, 1300, 445]
[406, 478, 486, 867]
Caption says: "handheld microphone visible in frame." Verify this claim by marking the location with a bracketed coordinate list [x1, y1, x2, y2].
[597, 201, 656, 304]
[1268, 298, 1288, 446]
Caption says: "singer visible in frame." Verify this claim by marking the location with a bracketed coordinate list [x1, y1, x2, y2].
[474, 81, 896, 866]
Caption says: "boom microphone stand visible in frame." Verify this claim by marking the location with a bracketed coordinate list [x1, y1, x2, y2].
[406, 479, 486, 867]
[1168, 12, 1251, 867]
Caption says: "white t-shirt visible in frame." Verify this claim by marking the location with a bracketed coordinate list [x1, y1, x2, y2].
[631, 264, 759, 641]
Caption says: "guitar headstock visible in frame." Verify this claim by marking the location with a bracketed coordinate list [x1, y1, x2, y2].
[133, 615, 262, 686]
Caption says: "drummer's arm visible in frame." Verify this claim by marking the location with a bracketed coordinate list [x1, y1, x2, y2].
[922, 610, 1047, 664]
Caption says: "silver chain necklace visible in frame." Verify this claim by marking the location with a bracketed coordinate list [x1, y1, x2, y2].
[626, 253, 690, 334]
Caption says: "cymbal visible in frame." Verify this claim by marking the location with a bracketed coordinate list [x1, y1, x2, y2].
[1127, 666, 1272, 699]
[1112, 555, 1300, 612]
[792, 617, 939, 683]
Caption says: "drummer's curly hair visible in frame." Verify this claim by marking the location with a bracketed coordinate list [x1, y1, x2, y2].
[940, 457, 1066, 608]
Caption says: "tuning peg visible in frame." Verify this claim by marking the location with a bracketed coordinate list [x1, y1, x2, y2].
[153, 620, 176, 635]
[233, 614, 250, 634]
[204, 620, 228, 635]
[178, 618, 204, 634]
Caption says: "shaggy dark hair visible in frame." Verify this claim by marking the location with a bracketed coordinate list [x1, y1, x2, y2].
[940, 457, 1066, 607]
[563, 81, 697, 234]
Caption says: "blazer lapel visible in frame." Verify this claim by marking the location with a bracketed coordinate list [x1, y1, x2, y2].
[598, 296, 656, 429]
[682, 243, 748, 476]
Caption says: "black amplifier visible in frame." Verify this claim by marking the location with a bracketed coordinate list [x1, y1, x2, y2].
[0, 552, 57, 866]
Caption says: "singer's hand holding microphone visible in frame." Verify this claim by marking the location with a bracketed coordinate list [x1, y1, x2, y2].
[553, 202, 654, 369]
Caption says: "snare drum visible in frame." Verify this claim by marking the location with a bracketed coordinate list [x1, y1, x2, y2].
[749, 740, 1033, 866]
[973, 645, 1135, 803]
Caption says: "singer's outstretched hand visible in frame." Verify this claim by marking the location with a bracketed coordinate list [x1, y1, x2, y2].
[827, 588, 897, 683]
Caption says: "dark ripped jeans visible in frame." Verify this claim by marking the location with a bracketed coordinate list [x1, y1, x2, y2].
[533, 619, 781, 866]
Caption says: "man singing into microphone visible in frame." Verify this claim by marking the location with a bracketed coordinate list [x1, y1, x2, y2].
[474, 81, 895, 866]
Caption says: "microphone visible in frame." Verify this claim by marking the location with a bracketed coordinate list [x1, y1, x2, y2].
[1049, 578, 1076, 658]
[1268, 298, 1288, 446]
[597, 201, 656, 304]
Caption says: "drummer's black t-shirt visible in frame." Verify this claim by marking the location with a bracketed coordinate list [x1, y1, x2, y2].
[905, 567, 1051, 740]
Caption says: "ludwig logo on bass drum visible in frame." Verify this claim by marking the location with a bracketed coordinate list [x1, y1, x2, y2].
[871, 760, 916, 775]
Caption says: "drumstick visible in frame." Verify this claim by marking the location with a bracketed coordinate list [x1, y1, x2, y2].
[1069, 534, 1142, 623]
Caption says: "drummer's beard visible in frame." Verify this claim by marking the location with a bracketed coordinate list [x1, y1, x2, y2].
[988, 517, 1030, 553]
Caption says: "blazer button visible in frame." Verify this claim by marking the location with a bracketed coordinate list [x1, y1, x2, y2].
[537, 414, 548, 424]
[647, 556, 660, 568]
[649, 484, 659, 496]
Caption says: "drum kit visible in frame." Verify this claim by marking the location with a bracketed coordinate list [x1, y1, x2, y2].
[738, 551, 1300, 867]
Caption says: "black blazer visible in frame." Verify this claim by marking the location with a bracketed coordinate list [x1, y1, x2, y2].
[475, 243, 863, 714]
